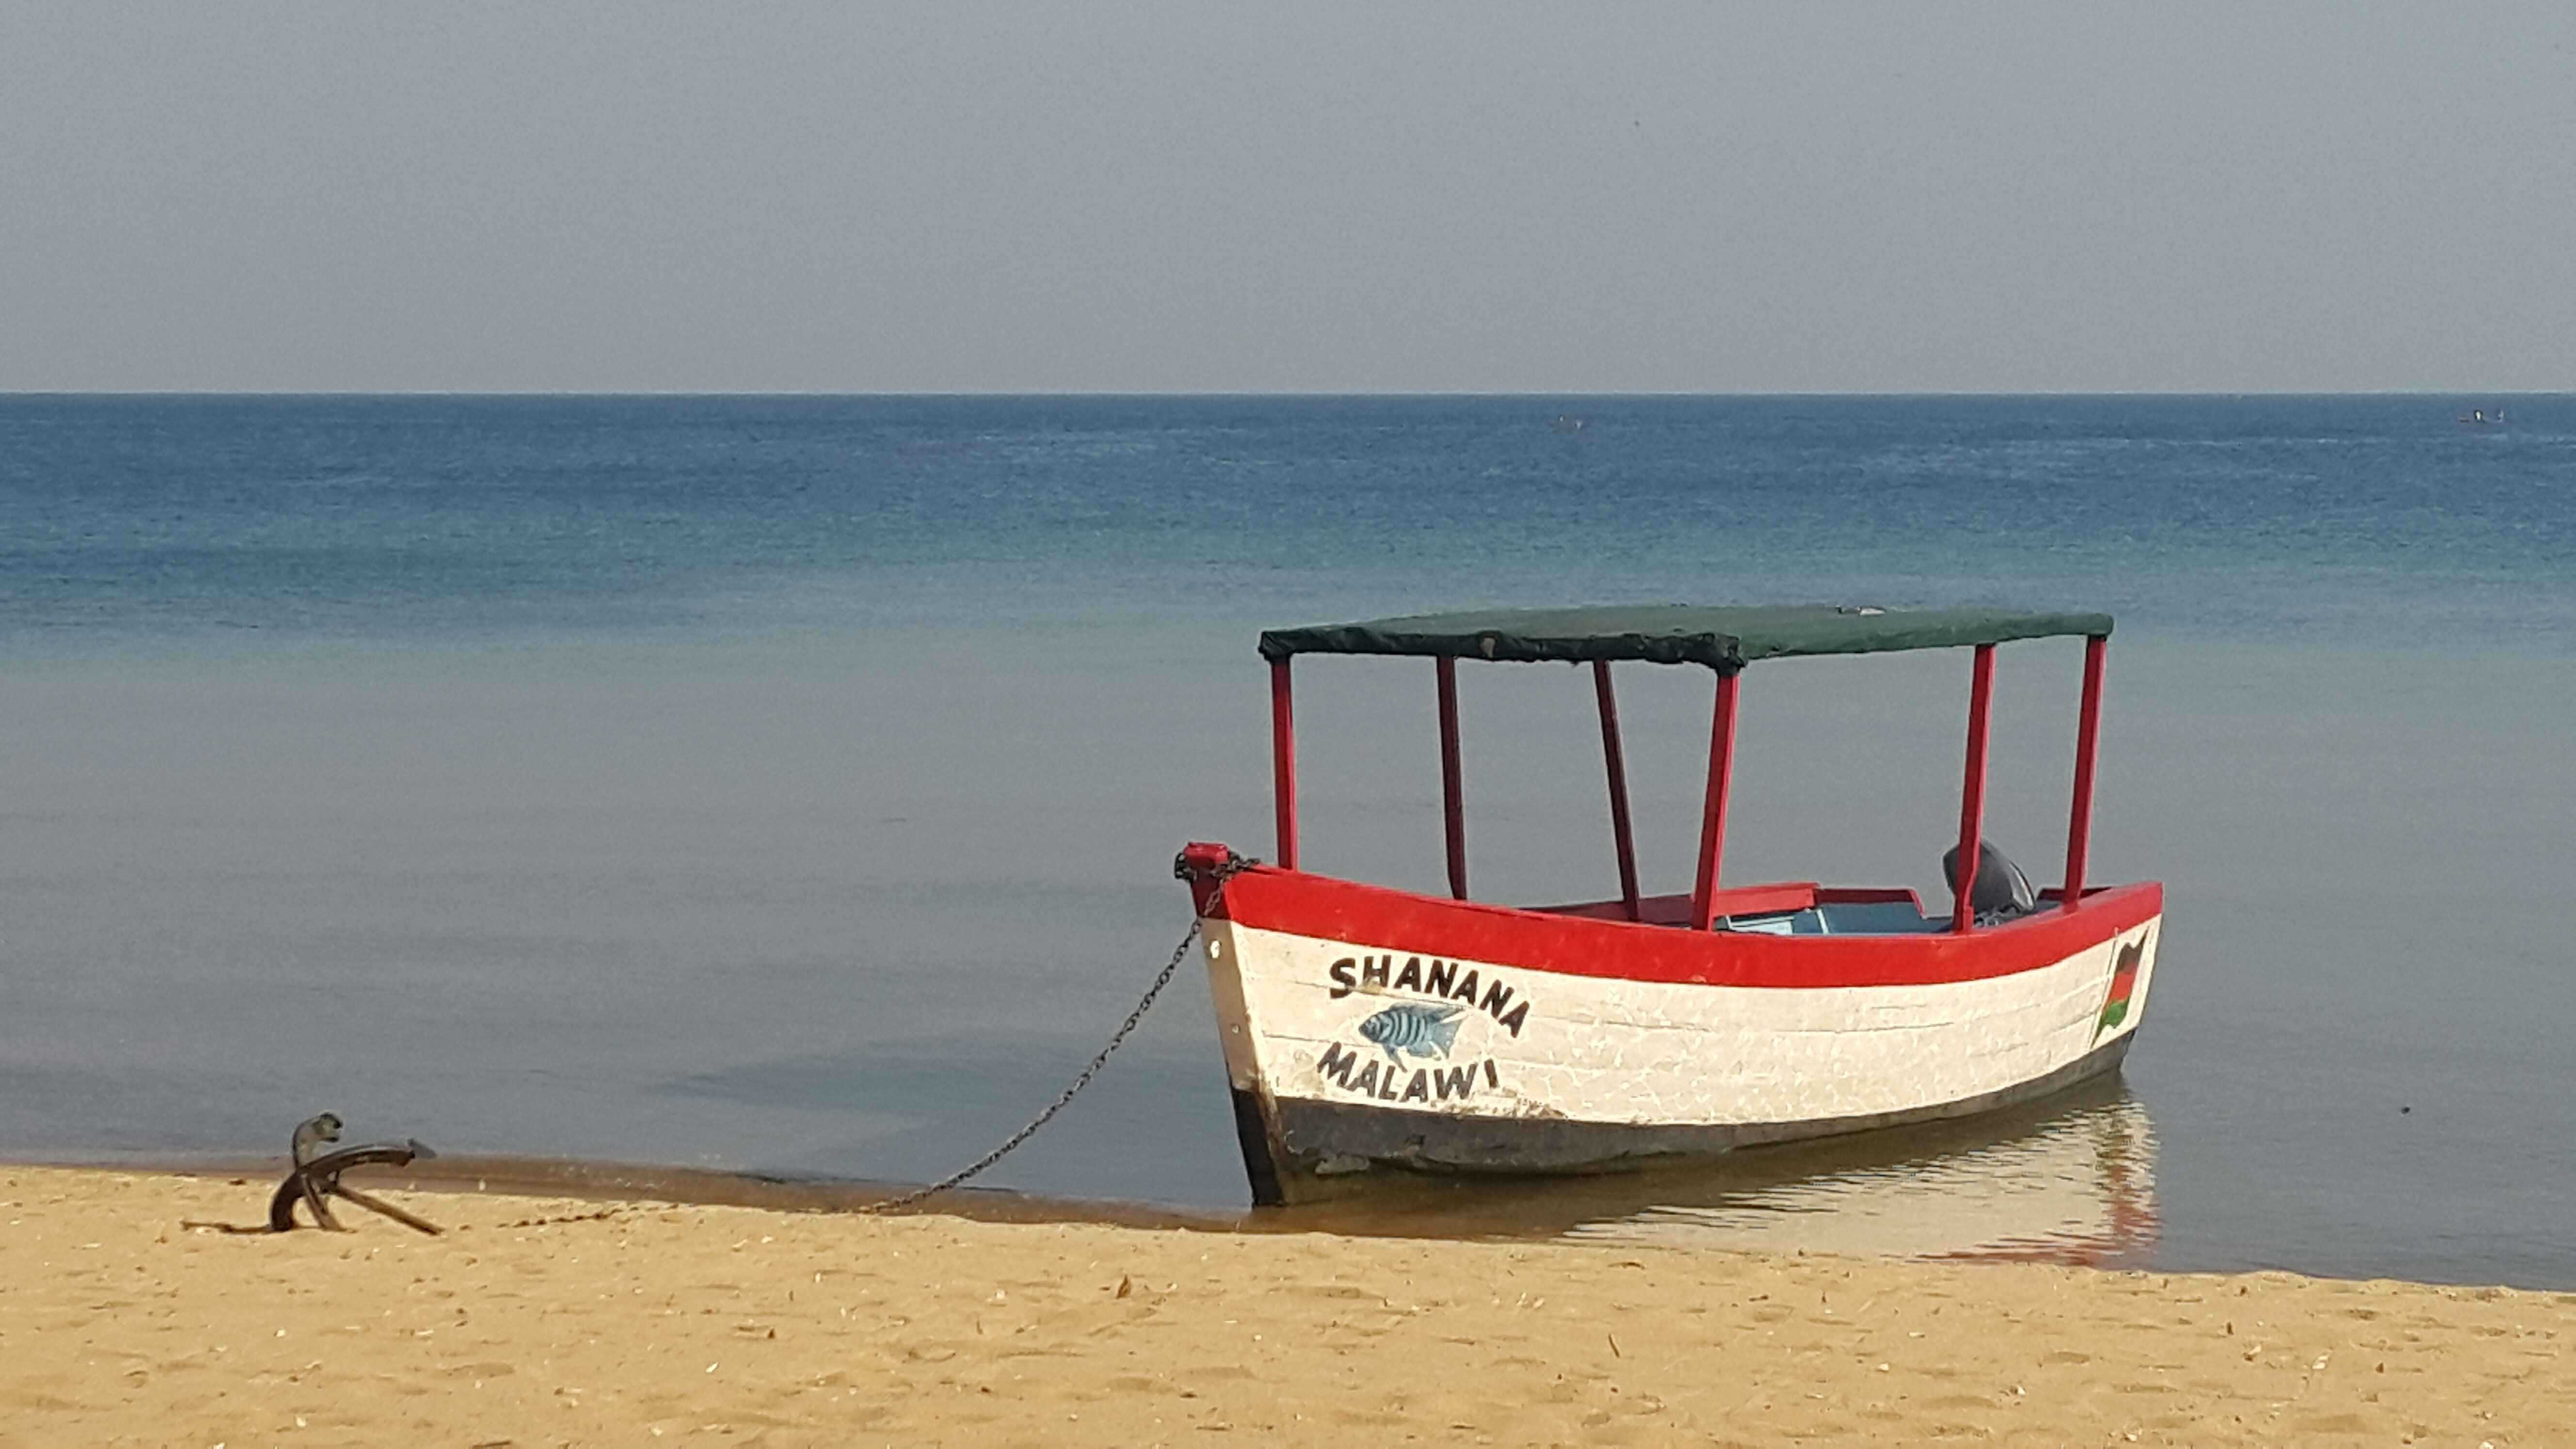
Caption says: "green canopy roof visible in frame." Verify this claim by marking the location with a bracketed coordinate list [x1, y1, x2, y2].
[1258, 604, 2112, 671]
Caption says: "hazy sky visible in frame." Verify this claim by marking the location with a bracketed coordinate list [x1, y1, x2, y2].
[4, 3, 2571, 392]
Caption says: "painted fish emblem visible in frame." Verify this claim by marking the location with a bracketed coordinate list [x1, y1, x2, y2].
[1356, 1003, 1464, 1063]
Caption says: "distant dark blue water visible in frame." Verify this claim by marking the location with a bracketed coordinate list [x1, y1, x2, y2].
[3, 396, 2571, 1286]
[8, 394, 2572, 648]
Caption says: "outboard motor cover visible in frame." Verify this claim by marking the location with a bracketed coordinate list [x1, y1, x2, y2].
[1942, 839, 2038, 921]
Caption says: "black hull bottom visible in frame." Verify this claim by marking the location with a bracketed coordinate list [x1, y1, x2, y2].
[1232, 1033, 2136, 1207]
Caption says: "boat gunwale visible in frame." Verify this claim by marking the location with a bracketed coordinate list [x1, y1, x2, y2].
[1207, 863, 2162, 991]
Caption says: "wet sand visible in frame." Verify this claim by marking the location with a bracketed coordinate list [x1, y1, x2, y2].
[3, 1164, 2569, 1447]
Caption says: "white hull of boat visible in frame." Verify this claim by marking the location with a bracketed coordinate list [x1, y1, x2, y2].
[1199, 894, 2158, 1201]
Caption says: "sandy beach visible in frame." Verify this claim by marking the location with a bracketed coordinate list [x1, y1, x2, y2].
[0, 1166, 2566, 1447]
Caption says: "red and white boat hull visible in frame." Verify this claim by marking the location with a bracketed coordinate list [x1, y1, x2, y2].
[1187, 858, 2161, 1205]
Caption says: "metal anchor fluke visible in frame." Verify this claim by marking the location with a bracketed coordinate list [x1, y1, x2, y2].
[265, 1112, 444, 1236]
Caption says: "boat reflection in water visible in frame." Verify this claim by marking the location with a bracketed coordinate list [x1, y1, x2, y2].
[1294, 1076, 2157, 1269]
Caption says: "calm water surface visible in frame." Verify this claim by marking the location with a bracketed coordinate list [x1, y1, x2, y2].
[2, 396, 2570, 1285]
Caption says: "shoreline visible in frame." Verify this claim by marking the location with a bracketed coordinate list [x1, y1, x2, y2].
[11, 1150, 1247, 1234]
[0, 1074, 2167, 1258]
[5, 1164, 2569, 1446]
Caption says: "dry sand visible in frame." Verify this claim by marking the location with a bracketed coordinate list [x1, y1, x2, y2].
[2, 1165, 2568, 1447]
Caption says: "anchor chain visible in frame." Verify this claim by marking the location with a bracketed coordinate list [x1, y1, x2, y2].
[865, 855, 1254, 1213]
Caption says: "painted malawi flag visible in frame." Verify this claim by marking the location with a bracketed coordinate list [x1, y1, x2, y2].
[2094, 939, 2145, 1040]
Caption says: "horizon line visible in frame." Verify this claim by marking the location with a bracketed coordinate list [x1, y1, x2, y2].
[1, 387, 2563, 401]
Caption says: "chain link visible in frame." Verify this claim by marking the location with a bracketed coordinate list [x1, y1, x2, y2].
[864, 856, 1253, 1214]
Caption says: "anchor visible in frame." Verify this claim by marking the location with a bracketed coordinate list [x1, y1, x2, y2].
[265, 1112, 444, 1236]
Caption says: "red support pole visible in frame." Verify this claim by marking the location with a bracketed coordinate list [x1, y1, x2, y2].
[1951, 644, 1997, 934]
[1436, 658, 1468, 900]
[2061, 633, 2109, 909]
[1592, 661, 1642, 921]
[1270, 658, 1298, 870]
[1689, 670, 1742, 931]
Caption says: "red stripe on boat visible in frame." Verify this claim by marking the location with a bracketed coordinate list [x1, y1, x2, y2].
[1211, 867, 2160, 990]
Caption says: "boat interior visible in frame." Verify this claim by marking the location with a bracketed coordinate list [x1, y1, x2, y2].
[1540, 886, 1954, 936]
[1537, 855, 2110, 936]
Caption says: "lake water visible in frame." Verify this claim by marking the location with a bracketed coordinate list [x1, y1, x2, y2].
[3, 395, 2570, 1286]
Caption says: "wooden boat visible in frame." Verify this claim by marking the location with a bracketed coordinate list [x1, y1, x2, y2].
[1175, 605, 2162, 1207]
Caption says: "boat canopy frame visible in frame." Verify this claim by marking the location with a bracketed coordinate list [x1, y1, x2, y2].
[1260, 604, 2115, 936]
